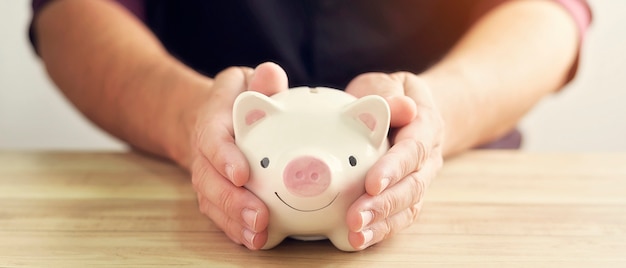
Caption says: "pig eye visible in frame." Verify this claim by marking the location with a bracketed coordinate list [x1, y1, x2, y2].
[348, 156, 357, 167]
[260, 157, 270, 168]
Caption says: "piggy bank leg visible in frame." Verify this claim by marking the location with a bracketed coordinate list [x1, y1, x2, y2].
[327, 227, 357, 252]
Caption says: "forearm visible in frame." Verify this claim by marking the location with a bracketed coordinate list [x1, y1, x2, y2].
[421, 0, 580, 156]
[35, 0, 208, 167]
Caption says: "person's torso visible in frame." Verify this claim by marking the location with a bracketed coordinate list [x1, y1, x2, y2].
[145, 0, 483, 88]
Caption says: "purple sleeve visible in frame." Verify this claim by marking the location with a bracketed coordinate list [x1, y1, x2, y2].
[112, 0, 146, 21]
[471, 0, 592, 39]
[32, 0, 145, 19]
[553, 0, 592, 41]
[552, 0, 592, 83]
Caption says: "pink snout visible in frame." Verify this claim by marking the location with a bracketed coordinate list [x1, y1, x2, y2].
[283, 157, 331, 197]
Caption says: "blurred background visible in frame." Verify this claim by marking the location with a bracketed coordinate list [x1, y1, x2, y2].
[1, 1, 624, 152]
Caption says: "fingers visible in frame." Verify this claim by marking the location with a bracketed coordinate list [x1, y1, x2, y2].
[192, 63, 290, 250]
[348, 202, 424, 250]
[198, 195, 269, 249]
[347, 155, 433, 232]
[395, 72, 438, 110]
[248, 62, 289, 96]
[192, 156, 269, 250]
[365, 114, 443, 196]
[364, 73, 444, 196]
[212, 66, 255, 109]
[347, 153, 442, 249]
[345, 72, 417, 127]
[364, 139, 428, 196]
[199, 126, 249, 187]
[195, 62, 289, 187]
[348, 124, 442, 244]
[194, 66, 254, 186]
[343, 71, 445, 250]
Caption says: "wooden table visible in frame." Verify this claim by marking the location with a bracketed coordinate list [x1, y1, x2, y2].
[1, 151, 625, 267]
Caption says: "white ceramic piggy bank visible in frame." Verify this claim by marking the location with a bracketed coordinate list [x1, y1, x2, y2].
[233, 87, 390, 251]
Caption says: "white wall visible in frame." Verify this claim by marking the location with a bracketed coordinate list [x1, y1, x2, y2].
[0, 0, 126, 150]
[519, 0, 626, 151]
[1, 1, 625, 152]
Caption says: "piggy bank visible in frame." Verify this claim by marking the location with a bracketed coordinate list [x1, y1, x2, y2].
[233, 87, 390, 251]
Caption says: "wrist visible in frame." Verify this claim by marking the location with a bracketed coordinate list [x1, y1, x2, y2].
[157, 64, 215, 170]
[419, 65, 482, 156]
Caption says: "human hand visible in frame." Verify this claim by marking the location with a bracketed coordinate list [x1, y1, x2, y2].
[344, 72, 445, 250]
[189, 62, 289, 250]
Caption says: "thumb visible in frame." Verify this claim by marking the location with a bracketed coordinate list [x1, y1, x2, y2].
[248, 62, 289, 96]
[345, 72, 417, 127]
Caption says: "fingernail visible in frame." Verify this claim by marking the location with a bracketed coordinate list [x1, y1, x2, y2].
[243, 228, 256, 247]
[242, 208, 258, 230]
[360, 210, 373, 230]
[379, 177, 391, 194]
[361, 229, 374, 248]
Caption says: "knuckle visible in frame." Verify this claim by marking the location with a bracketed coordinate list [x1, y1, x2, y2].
[381, 217, 394, 240]
[208, 144, 222, 168]
[193, 127, 219, 165]
[190, 169, 203, 191]
[191, 160, 211, 191]
[191, 171, 200, 190]
[213, 141, 234, 164]
[387, 139, 426, 179]
[220, 66, 252, 82]
[224, 216, 237, 235]
[407, 172, 426, 204]
[355, 72, 384, 82]
[393, 71, 413, 80]
[238, 66, 254, 73]
[380, 198, 393, 219]
[377, 192, 400, 220]
[197, 196, 209, 215]
[414, 139, 428, 161]
[391, 148, 412, 179]
[194, 124, 207, 149]
[221, 66, 243, 74]
[382, 206, 421, 242]
[216, 186, 236, 213]
[405, 139, 428, 170]
[408, 203, 421, 222]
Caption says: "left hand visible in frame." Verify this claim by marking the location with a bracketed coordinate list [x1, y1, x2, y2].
[344, 72, 445, 250]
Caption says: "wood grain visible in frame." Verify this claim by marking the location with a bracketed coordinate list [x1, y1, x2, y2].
[1, 151, 625, 267]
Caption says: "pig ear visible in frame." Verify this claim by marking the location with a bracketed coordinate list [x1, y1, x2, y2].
[342, 95, 390, 147]
[233, 91, 282, 140]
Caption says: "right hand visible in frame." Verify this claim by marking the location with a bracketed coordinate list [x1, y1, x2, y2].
[189, 62, 289, 249]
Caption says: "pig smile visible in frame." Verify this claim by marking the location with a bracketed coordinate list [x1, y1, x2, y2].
[274, 192, 340, 212]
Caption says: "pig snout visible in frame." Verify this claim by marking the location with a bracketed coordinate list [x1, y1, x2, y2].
[283, 157, 331, 197]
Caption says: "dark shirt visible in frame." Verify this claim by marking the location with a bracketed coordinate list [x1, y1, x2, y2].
[142, 0, 486, 89]
[29, 0, 592, 148]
